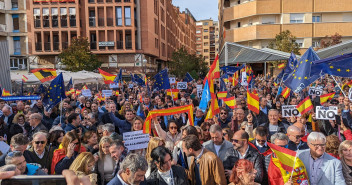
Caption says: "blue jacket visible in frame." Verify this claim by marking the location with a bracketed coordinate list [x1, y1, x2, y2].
[107, 174, 147, 185]
[109, 113, 132, 134]
[26, 164, 47, 175]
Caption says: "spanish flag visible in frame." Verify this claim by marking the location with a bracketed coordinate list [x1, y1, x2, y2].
[1, 89, 11, 96]
[143, 104, 194, 134]
[205, 98, 220, 120]
[70, 88, 75, 94]
[278, 63, 285, 69]
[65, 91, 71, 97]
[115, 91, 119, 96]
[166, 89, 179, 101]
[144, 76, 148, 86]
[267, 143, 309, 185]
[233, 71, 239, 86]
[82, 85, 88, 90]
[203, 55, 220, 85]
[281, 87, 291, 99]
[31, 68, 57, 83]
[296, 97, 313, 115]
[217, 91, 227, 99]
[247, 90, 259, 114]
[98, 68, 116, 84]
[76, 90, 82, 95]
[223, 97, 236, 109]
[22, 75, 28, 82]
[320, 92, 335, 104]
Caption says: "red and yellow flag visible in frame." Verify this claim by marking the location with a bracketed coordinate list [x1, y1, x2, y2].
[1, 89, 11, 96]
[114, 91, 119, 96]
[70, 88, 75, 93]
[281, 87, 291, 99]
[296, 97, 313, 115]
[82, 85, 88, 90]
[267, 143, 309, 185]
[233, 71, 239, 86]
[31, 68, 57, 83]
[278, 63, 285, 69]
[143, 104, 194, 134]
[166, 89, 179, 101]
[320, 92, 335, 104]
[223, 97, 236, 109]
[217, 91, 227, 99]
[22, 75, 28, 82]
[98, 68, 116, 84]
[203, 55, 220, 85]
[76, 90, 82, 95]
[247, 90, 259, 114]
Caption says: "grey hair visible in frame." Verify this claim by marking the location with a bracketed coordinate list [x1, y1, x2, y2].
[307, 132, 326, 144]
[2, 105, 11, 111]
[107, 102, 116, 107]
[5, 151, 23, 165]
[271, 132, 289, 143]
[209, 124, 222, 134]
[32, 131, 48, 140]
[30, 113, 43, 121]
[120, 153, 148, 173]
[101, 123, 115, 133]
[268, 109, 279, 114]
[0, 164, 17, 172]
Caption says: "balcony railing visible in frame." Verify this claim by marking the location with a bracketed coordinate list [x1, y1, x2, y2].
[107, 18, 113, 26]
[44, 42, 51, 51]
[98, 18, 104, 26]
[116, 41, 123, 49]
[61, 18, 67, 27]
[89, 17, 96, 27]
[34, 19, 41, 28]
[125, 40, 132, 49]
[70, 18, 76, 27]
[0, 24, 6, 32]
[90, 42, 97, 50]
[62, 42, 68, 50]
[52, 19, 58, 27]
[53, 42, 59, 51]
[35, 42, 42, 51]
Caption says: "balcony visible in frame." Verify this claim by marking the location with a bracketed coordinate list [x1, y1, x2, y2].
[125, 40, 132, 49]
[89, 17, 96, 27]
[90, 42, 97, 50]
[313, 22, 352, 38]
[44, 42, 51, 51]
[35, 42, 42, 51]
[53, 42, 59, 51]
[34, 19, 41, 28]
[282, 24, 312, 38]
[223, 0, 280, 22]
[224, 24, 280, 42]
[62, 42, 68, 50]
[314, 0, 352, 12]
[61, 18, 67, 27]
[70, 18, 76, 27]
[116, 41, 123, 49]
[98, 18, 104, 26]
[107, 18, 113, 26]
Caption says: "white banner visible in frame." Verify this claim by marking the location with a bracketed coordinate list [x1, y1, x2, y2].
[281, 105, 301, 118]
[177, 82, 187, 89]
[128, 84, 134, 89]
[102, 90, 113, 97]
[196, 85, 203, 98]
[316, 106, 338, 120]
[81, 89, 92, 97]
[109, 82, 119, 89]
[123, 130, 150, 151]
[241, 72, 248, 86]
[309, 87, 323, 96]
[169, 77, 176, 84]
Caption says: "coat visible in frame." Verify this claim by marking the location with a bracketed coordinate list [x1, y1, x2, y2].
[146, 165, 189, 185]
[341, 157, 352, 185]
[187, 148, 227, 185]
[109, 112, 132, 134]
[28, 123, 48, 140]
[107, 174, 147, 185]
[298, 149, 346, 185]
[203, 139, 233, 162]
[223, 145, 264, 183]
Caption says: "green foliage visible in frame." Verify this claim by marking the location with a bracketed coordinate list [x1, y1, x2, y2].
[170, 47, 208, 79]
[268, 30, 301, 55]
[59, 37, 101, 72]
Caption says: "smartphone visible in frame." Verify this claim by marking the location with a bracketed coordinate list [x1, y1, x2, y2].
[1, 175, 66, 185]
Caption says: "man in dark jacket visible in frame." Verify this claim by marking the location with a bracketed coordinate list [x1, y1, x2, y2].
[5, 151, 47, 175]
[64, 113, 83, 133]
[287, 125, 309, 151]
[218, 108, 231, 128]
[250, 126, 270, 153]
[1, 105, 14, 126]
[223, 130, 264, 184]
[28, 113, 48, 140]
[260, 109, 289, 139]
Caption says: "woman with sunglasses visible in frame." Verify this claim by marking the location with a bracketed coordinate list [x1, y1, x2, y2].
[51, 130, 86, 175]
[200, 122, 211, 142]
[153, 118, 182, 151]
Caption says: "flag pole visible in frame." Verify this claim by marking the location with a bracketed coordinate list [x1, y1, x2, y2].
[289, 150, 299, 181]
[331, 75, 347, 97]
[21, 80, 24, 96]
[59, 97, 63, 125]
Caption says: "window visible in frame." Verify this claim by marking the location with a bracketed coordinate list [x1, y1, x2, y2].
[312, 41, 320, 48]
[204, 29, 208, 32]
[43, 8, 49, 27]
[34, 9, 41, 28]
[154, 0, 158, 15]
[13, 37, 21, 55]
[290, 13, 304, 23]
[52, 8, 58, 27]
[161, 25, 165, 39]
[312, 16, 321, 23]
[196, 37, 201, 41]
[155, 38, 158, 49]
[237, 22, 241, 27]
[196, 22, 203, 26]
[196, 30, 201, 34]
[204, 49, 208, 52]
[204, 36, 208, 39]
[161, 8, 165, 23]
[116, 7, 122, 26]
[11, 0, 18, 10]
[154, 19, 158, 34]
[10, 58, 27, 70]
[60, 8, 67, 27]
[125, 7, 131, 26]
[12, 14, 19, 32]
[69, 8, 76, 27]
[203, 22, 208, 26]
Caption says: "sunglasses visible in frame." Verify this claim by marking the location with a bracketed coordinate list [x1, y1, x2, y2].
[203, 129, 209, 131]
[295, 135, 304, 139]
[170, 126, 178, 130]
[231, 139, 246, 143]
[220, 112, 227, 115]
[256, 139, 266, 143]
[34, 141, 46, 145]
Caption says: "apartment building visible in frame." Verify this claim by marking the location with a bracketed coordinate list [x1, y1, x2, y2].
[196, 19, 219, 65]
[0, 0, 28, 70]
[26, 0, 196, 74]
[218, 0, 352, 54]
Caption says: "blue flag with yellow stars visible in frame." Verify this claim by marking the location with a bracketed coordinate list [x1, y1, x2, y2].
[43, 73, 66, 111]
[134, 74, 146, 87]
[183, 72, 194, 82]
[153, 69, 170, 90]
[284, 47, 324, 93]
[114, 68, 123, 83]
[220, 64, 244, 75]
[275, 52, 298, 83]
[313, 52, 352, 77]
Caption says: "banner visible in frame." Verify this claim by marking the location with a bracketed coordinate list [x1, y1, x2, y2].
[81, 89, 92, 97]
[0, 96, 41, 101]
[282, 105, 301, 118]
[143, 104, 194, 134]
[316, 106, 337, 120]
[123, 130, 150, 151]
[196, 85, 203, 98]
[241, 72, 248, 86]
[308, 87, 323, 96]
[177, 82, 187, 89]
[102, 90, 113, 97]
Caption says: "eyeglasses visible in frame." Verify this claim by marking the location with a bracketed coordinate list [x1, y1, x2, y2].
[311, 143, 326, 148]
[231, 139, 247, 143]
[295, 135, 304, 139]
[34, 141, 46, 145]
[170, 126, 178, 130]
[98, 132, 103, 136]
[203, 129, 209, 132]
[220, 112, 227, 115]
[256, 139, 266, 143]
[223, 133, 228, 136]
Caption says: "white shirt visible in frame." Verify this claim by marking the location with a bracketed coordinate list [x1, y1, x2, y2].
[35, 149, 45, 159]
[269, 124, 278, 132]
[117, 172, 129, 185]
[237, 146, 249, 159]
[158, 169, 174, 185]
[214, 144, 222, 156]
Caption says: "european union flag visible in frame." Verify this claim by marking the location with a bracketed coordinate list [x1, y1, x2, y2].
[284, 48, 324, 93]
[37, 84, 47, 94]
[134, 74, 146, 87]
[275, 52, 298, 83]
[66, 77, 73, 89]
[43, 73, 66, 111]
[130, 73, 135, 83]
[313, 52, 352, 77]
[114, 68, 123, 83]
[220, 65, 244, 75]
[153, 69, 170, 90]
[183, 72, 194, 82]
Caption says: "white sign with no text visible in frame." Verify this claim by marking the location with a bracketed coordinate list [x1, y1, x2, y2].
[241, 72, 248, 86]
[316, 106, 338, 120]
[123, 130, 150, 151]
[177, 82, 187, 89]
[281, 105, 301, 118]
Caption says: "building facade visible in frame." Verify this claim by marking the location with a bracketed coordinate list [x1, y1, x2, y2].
[196, 19, 219, 65]
[219, 0, 352, 54]
[26, 0, 196, 74]
[0, 0, 28, 71]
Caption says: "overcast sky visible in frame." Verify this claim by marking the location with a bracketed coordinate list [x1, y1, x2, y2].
[172, 0, 219, 21]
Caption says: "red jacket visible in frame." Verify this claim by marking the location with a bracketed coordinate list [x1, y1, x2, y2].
[51, 145, 86, 174]
[344, 130, 352, 140]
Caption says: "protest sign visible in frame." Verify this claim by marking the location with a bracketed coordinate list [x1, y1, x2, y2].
[102, 90, 113, 97]
[241, 72, 248, 86]
[316, 106, 338, 120]
[109, 82, 119, 89]
[81, 89, 92, 97]
[123, 130, 150, 151]
[177, 82, 187, 89]
[169, 77, 176, 84]
[196, 85, 203, 98]
[128, 84, 134, 89]
[309, 87, 323, 96]
[282, 105, 301, 117]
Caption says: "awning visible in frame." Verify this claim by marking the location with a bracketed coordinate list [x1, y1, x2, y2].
[316, 40, 352, 59]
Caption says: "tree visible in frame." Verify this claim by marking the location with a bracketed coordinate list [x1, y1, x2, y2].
[268, 30, 301, 55]
[169, 47, 208, 80]
[59, 37, 101, 72]
[320, 33, 342, 49]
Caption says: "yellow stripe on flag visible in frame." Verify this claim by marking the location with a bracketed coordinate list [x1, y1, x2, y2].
[247, 90, 259, 114]
[296, 97, 313, 115]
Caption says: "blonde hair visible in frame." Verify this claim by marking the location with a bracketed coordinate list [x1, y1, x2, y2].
[98, 136, 113, 159]
[145, 137, 165, 162]
[13, 113, 25, 124]
[61, 131, 81, 154]
[69, 152, 95, 175]
[339, 140, 352, 158]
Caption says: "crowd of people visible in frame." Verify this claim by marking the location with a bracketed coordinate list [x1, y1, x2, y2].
[0, 73, 351, 185]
